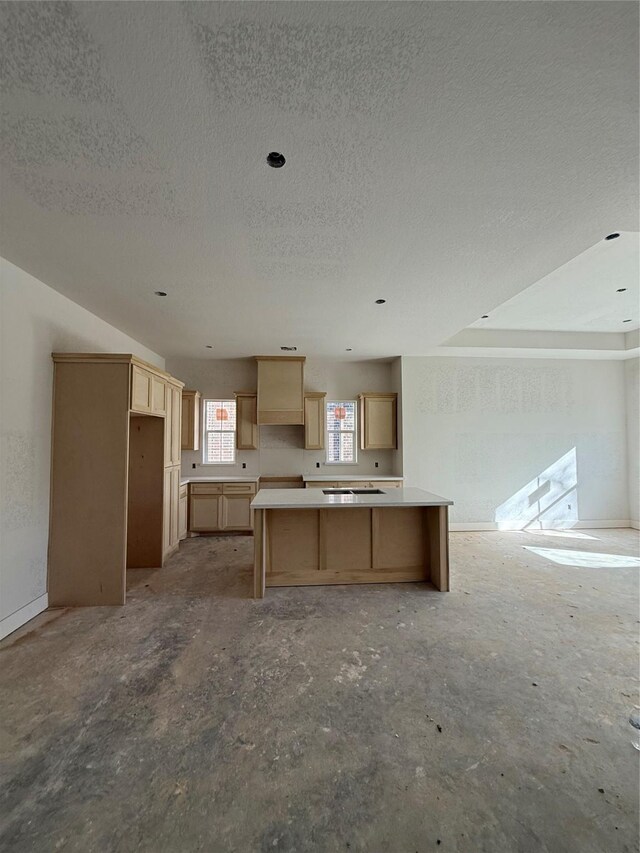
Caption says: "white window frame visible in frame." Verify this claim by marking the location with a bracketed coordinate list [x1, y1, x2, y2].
[325, 400, 358, 465]
[202, 399, 237, 465]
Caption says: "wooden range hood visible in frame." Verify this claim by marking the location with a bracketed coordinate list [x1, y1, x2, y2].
[255, 356, 305, 425]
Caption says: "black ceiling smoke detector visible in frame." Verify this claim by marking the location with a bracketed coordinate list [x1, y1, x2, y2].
[267, 152, 286, 168]
[605, 233, 620, 240]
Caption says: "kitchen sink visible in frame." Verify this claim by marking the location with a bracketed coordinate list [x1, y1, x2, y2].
[322, 488, 386, 495]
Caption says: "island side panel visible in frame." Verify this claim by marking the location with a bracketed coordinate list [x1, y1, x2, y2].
[371, 507, 428, 578]
[253, 509, 265, 598]
[321, 508, 372, 573]
[266, 509, 320, 587]
[426, 505, 450, 591]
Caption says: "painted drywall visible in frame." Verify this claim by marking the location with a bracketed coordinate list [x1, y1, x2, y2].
[401, 356, 630, 528]
[165, 357, 399, 479]
[625, 358, 639, 526]
[390, 356, 403, 476]
[0, 257, 164, 639]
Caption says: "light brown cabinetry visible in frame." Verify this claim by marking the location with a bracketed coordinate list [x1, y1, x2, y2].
[256, 356, 305, 425]
[235, 392, 258, 450]
[49, 353, 184, 607]
[190, 493, 221, 531]
[151, 375, 167, 415]
[359, 393, 397, 450]
[181, 390, 201, 452]
[188, 481, 257, 533]
[164, 382, 182, 468]
[131, 364, 153, 413]
[178, 483, 188, 540]
[304, 393, 326, 450]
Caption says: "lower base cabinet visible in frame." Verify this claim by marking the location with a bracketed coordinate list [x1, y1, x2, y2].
[188, 482, 256, 533]
[163, 466, 180, 558]
[178, 484, 188, 540]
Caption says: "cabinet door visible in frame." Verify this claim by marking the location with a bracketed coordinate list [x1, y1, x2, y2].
[163, 468, 172, 553]
[304, 394, 325, 450]
[131, 365, 152, 413]
[151, 376, 167, 415]
[179, 493, 188, 540]
[360, 395, 397, 450]
[236, 394, 258, 450]
[164, 384, 173, 466]
[170, 467, 180, 547]
[190, 495, 220, 531]
[171, 386, 182, 464]
[181, 391, 200, 451]
[221, 495, 253, 531]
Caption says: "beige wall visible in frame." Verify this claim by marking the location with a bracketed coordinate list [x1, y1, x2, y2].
[166, 356, 399, 478]
[0, 257, 164, 639]
[625, 358, 639, 526]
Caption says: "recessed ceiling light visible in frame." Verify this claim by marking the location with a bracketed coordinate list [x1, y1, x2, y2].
[280, 345, 297, 351]
[616, 288, 627, 292]
[481, 314, 489, 319]
[605, 232, 620, 240]
[623, 319, 632, 323]
[154, 290, 167, 296]
[267, 152, 286, 168]
[375, 299, 386, 305]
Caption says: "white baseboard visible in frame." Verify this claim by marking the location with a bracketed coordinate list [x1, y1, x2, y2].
[631, 520, 640, 530]
[450, 520, 632, 532]
[0, 594, 48, 641]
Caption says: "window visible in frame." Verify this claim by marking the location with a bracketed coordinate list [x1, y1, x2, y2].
[326, 401, 357, 463]
[203, 400, 236, 464]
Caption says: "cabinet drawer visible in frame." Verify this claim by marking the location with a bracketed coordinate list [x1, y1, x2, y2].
[223, 482, 256, 495]
[339, 481, 373, 488]
[190, 483, 223, 495]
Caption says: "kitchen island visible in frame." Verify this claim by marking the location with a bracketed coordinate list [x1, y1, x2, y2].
[251, 487, 453, 598]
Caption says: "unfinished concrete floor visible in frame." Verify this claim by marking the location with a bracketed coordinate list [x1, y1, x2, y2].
[1, 528, 639, 853]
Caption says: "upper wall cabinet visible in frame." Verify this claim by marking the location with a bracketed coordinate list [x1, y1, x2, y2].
[304, 393, 326, 450]
[181, 390, 201, 452]
[359, 392, 397, 450]
[236, 392, 258, 450]
[131, 364, 153, 413]
[256, 356, 305, 425]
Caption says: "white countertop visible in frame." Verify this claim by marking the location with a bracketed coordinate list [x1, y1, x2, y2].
[302, 474, 403, 482]
[252, 487, 452, 510]
[180, 475, 260, 485]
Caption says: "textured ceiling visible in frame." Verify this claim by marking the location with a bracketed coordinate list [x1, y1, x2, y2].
[0, 1, 638, 359]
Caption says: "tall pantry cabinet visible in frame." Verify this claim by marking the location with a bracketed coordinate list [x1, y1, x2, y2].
[48, 354, 184, 607]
